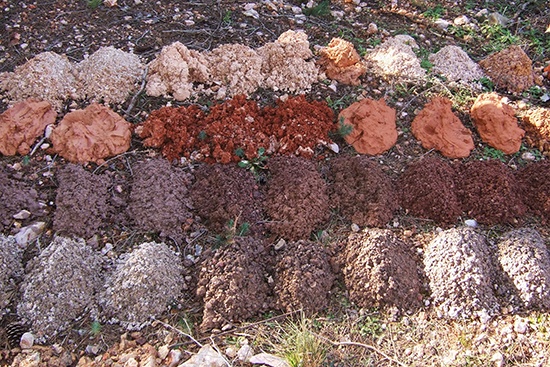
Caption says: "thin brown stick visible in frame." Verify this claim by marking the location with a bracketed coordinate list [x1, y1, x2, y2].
[316, 333, 408, 367]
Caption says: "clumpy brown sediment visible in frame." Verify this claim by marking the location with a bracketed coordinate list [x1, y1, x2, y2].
[190, 164, 264, 234]
[265, 156, 330, 240]
[53, 164, 112, 238]
[196, 236, 273, 331]
[126, 159, 194, 242]
[329, 155, 398, 227]
[398, 156, 461, 224]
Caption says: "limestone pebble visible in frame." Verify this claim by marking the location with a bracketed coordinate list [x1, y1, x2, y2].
[75, 46, 145, 104]
[0, 52, 78, 110]
[204, 43, 263, 98]
[0, 235, 23, 318]
[343, 229, 422, 311]
[100, 242, 184, 330]
[424, 227, 499, 320]
[17, 236, 103, 340]
[496, 228, 550, 310]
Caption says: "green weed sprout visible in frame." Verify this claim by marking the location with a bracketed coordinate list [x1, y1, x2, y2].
[237, 147, 268, 177]
[338, 116, 353, 138]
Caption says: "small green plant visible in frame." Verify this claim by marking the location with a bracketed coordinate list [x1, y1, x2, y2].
[480, 23, 520, 51]
[214, 216, 251, 247]
[482, 146, 506, 162]
[237, 147, 268, 178]
[477, 76, 494, 92]
[420, 58, 433, 72]
[303, 0, 330, 17]
[337, 116, 353, 138]
[222, 10, 232, 25]
[448, 25, 476, 39]
[358, 314, 383, 337]
[87, 0, 102, 9]
[280, 317, 327, 367]
[522, 86, 544, 99]
[21, 155, 30, 166]
[367, 38, 382, 47]
[90, 321, 102, 336]
[423, 4, 445, 20]
[198, 130, 207, 141]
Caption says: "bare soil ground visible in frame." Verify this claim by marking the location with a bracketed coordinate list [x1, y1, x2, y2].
[1, 0, 550, 366]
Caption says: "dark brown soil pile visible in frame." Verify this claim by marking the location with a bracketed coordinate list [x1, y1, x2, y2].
[456, 160, 526, 225]
[190, 164, 264, 234]
[398, 156, 461, 225]
[139, 95, 335, 164]
[0, 166, 43, 232]
[343, 229, 422, 311]
[196, 237, 273, 331]
[53, 164, 111, 238]
[273, 240, 335, 314]
[329, 156, 397, 227]
[126, 159, 193, 242]
[516, 161, 550, 223]
[265, 156, 329, 240]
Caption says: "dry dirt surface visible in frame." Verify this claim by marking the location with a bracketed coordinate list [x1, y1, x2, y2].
[1, 0, 550, 366]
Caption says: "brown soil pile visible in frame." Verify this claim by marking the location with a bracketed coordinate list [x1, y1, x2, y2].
[197, 237, 273, 331]
[398, 156, 461, 225]
[456, 160, 526, 225]
[329, 156, 397, 227]
[126, 159, 194, 242]
[273, 240, 335, 314]
[0, 166, 43, 232]
[265, 156, 329, 240]
[343, 229, 422, 311]
[190, 164, 264, 234]
[138, 95, 335, 163]
[53, 164, 112, 239]
[516, 160, 550, 223]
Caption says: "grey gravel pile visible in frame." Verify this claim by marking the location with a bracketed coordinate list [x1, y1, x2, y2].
[0, 234, 23, 318]
[17, 236, 103, 339]
[497, 228, 550, 310]
[100, 242, 183, 330]
[424, 227, 499, 320]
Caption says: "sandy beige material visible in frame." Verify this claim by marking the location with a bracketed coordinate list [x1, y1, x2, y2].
[319, 37, 366, 85]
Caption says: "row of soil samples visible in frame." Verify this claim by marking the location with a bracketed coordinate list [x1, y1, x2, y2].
[1, 156, 549, 240]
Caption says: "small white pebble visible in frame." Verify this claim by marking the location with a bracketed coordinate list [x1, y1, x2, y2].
[20, 332, 34, 349]
[464, 219, 478, 228]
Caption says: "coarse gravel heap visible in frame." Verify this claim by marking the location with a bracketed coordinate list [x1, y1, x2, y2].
[0, 235, 23, 319]
[100, 241, 184, 331]
[496, 228, 550, 310]
[424, 227, 500, 320]
[17, 236, 104, 340]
